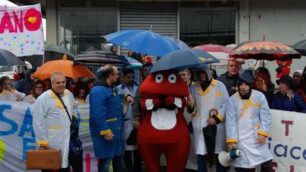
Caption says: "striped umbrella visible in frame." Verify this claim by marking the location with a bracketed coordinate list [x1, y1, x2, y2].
[231, 41, 301, 60]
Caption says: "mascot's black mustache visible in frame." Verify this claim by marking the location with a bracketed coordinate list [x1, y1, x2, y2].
[153, 104, 176, 111]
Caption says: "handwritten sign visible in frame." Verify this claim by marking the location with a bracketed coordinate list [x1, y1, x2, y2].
[0, 101, 305, 171]
[0, 4, 44, 56]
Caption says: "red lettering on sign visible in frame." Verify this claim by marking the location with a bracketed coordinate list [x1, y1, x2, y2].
[0, 8, 41, 34]
[281, 120, 293, 136]
[13, 11, 23, 33]
[0, 12, 14, 33]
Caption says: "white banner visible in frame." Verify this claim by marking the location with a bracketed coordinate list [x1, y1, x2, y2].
[0, 101, 97, 172]
[0, 101, 305, 172]
[269, 110, 306, 172]
[0, 4, 44, 56]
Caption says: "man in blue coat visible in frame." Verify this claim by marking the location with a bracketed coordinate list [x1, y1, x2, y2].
[89, 65, 133, 172]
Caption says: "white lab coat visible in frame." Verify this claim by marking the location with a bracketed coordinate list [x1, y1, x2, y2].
[32, 89, 76, 168]
[189, 80, 229, 155]
[183, 106, 198, 170]
[0, 89, 25, 102]
[226, 90, 273, 168]
[23, 95, 36, 104]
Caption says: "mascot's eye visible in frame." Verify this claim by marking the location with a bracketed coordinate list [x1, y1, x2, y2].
[168, 74, 177, 83]
[155, 74, 164, 83]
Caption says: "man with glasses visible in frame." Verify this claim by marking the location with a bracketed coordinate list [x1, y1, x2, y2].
[217, 59, 241, 96]
[0, 76, 25, 101]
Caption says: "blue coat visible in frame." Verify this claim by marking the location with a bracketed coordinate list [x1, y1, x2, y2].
[271, 91, 306, 113]
[89, 84, 124, 159]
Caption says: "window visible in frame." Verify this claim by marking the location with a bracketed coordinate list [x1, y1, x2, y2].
[180, 8, 236, 47]
[59, 8, 117, 55]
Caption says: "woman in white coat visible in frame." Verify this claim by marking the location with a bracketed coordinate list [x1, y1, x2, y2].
[188, 66, 229, 172]
[226, 70, 273, 172]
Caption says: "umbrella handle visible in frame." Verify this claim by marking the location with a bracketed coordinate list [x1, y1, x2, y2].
[208, 108, 218, 118]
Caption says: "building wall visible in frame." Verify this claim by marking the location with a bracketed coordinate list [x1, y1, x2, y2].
[45, 0, 57, 45]
[45, 0, 306, 79]
[247, 0, 306, 82]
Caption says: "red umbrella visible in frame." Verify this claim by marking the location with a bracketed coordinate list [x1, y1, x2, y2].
[231, 41, 301, 60]
[194, 44, 233, 54]
[193, 44, 233, 65]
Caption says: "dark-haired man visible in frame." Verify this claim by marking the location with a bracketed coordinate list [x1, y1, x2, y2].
[117, 69, 142, 172]
[89, 65, 133, 172]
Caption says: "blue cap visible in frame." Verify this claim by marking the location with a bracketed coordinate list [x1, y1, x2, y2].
[239, 70, 254, 85]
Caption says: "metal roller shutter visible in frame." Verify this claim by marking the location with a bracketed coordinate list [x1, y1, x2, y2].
[119, 2, 178, 56]
[120, 2, 178, 38]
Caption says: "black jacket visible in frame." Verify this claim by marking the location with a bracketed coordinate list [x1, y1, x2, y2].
[217, 72, 239, 96]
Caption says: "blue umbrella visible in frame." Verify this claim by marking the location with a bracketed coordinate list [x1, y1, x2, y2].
[103, 30, 184, 57]
[125, 56, 142, 69]
[166, 36, 190, 50]
[150, 49, 219, 73]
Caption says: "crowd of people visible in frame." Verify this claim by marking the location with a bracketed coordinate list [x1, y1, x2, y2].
[0, 58, 306, 172]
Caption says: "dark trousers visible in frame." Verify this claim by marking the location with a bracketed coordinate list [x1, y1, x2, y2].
[260, 160, 273, 172]
[235, 160, 272, 172]
[124, 149, 142, 172]
[98, 156, 123, 172]
[197, 154, 229, 172]
[69, 151, 83, 172]
[235, 168, 255, 172]
[41, 167, 69, 172]
[41, 151, 83, 172]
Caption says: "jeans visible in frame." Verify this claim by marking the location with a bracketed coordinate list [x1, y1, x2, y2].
[98, 156, 123, 172]
[197, 154, 229, 172]
[197, 155, 208, 172]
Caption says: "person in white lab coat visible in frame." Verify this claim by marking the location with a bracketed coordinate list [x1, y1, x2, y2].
[0, 76, 25, 101]
[33, 72, 77, 172]
[187, 66, 229, 172]
[226, 70, 273, 172]
[117, 69, 142, 172]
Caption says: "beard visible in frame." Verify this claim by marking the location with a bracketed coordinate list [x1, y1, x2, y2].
[239, 88, 252, 99]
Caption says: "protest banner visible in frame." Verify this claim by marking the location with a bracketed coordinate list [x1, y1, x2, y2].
[0, 101, 305, 171]
[269, 110, 306, 172]
[0, 4, 44, 56]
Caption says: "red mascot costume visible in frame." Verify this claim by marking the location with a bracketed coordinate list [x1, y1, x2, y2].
[137, 71, 191, 172]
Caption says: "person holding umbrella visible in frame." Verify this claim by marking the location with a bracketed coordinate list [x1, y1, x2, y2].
[187, 65, 229, 172]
